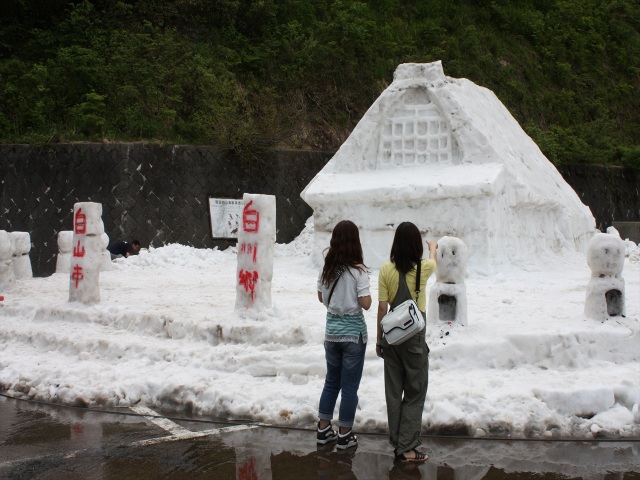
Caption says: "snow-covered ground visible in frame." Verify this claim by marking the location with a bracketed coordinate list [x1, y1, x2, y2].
[0, 222, 638, 439]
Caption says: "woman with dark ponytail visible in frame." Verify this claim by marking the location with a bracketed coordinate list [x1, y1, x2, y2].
[316, 220, 371, 450]
[376, 221, 437, 463]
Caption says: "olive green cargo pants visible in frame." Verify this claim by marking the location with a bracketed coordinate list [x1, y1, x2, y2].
[382, 327, 429, 455]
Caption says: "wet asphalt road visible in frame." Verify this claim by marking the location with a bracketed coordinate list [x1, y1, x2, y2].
[1, 394, 639, 480]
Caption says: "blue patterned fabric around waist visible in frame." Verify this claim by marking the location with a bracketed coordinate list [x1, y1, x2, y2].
[325, 312, 368, 344]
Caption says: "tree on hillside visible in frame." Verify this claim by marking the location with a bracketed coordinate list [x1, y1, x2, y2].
[0, 0, 638, 167]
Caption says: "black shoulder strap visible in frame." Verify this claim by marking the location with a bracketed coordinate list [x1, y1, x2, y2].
[391, 262, 421, 310]
[327, 268, 345, 305]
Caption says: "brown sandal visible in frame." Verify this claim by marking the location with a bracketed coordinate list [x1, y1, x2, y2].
[395, 448, 428, 463]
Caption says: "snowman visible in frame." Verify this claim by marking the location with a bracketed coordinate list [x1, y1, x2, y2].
[427, 236, 468, 326]
[56, 230, 73, 274]
[10, 231, 33, 278]
[584, 232, 626, 320]
[0, 230, 16, 291]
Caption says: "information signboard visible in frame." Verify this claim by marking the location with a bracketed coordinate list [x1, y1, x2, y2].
[208, 197, 243, 239]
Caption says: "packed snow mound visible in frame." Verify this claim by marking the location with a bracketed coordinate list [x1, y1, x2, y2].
[302, 61, 595, 271]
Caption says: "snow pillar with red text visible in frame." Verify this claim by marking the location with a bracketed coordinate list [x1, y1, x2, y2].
[235, 194, 276, 312]
[68, 202, 104, 304]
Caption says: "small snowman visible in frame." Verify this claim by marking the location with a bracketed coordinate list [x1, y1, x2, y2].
[0, 230, 16, 291]
[100, 232, 112, 271]
[584, 232, 626, 320]
[56, 230, 73, 274]
[427, 236, 468, 326]
[10, 231, 33, 278]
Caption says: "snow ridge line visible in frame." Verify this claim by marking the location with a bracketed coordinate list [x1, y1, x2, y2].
[0, 303, 318, 346]
[1, 311, 636, 370]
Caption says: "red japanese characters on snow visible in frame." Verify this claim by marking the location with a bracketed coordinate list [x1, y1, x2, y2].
[240, 242, 258, 264]
[238, 202, 261, 303]
[242, 200, 260, 233]
[238, 269, 259, 302]
[73, 240, 85, 258]
[71, 264, 84, 289]
[74, 208, 87, 235]
[71, 209, 87, 289]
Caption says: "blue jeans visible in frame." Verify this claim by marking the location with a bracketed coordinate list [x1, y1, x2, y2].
[318, 336, 366, 428]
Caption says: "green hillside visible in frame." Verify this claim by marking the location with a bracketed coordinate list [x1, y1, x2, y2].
[1, 0, 638, 167]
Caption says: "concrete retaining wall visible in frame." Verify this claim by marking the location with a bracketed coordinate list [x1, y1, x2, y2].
[0, 144, 331, 276]
[1, 144, 638, 276]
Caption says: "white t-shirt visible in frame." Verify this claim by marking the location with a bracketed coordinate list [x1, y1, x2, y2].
[317, 265, 371, 316]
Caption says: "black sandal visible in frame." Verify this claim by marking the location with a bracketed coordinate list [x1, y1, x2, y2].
[395, 448, 428, 463]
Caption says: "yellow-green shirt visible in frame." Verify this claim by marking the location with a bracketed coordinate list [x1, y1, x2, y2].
[378, 259, 436, 312]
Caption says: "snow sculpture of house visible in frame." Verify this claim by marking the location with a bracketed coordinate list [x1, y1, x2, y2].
[301, 61, 595, 270]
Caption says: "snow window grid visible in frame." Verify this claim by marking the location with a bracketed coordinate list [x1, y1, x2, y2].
[378, 105, 454, 168]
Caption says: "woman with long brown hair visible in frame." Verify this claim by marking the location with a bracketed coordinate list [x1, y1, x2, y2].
[316, 220, 371, 450]
[376, 221, 437, 463]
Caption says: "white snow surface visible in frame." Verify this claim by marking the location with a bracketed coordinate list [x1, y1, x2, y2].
[0, 220, 639, 439]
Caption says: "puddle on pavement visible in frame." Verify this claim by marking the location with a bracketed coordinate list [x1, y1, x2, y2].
[1, 395, 639, 479]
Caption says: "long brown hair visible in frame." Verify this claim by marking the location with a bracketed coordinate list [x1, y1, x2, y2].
[321, 220, 366, 286]
[390, 221, 423, 274]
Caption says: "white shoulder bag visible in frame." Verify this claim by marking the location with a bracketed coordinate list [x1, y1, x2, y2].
[381, 262, 424, 345]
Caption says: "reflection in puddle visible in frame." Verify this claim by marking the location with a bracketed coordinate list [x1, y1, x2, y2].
[1, 396, 638, 479]
[234, 429, 640, 479]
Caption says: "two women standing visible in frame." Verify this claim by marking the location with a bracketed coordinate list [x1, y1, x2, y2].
[316, 220, 436, 463]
